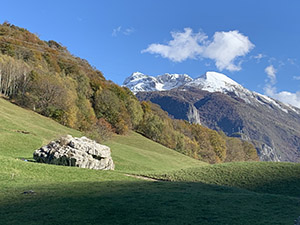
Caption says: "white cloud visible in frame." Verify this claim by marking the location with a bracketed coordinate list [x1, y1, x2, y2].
[265, 86, 300, 108]
[112, 26, 135, 37]
[293, 76, 300, 80]
[274, 91, 300, 108]
[203, 30, 254, 71]
[142, 28, 206, 62]
[124, 28, 135, 35]
[264, 83, 276, 97]
[264, 65, 277, 84]
[252, 53, 265, 63]
[264, 65, 300, 108]
[254, 53, 264, 60]
[112, 26, 122, 37]
[142, 28, 254, 71]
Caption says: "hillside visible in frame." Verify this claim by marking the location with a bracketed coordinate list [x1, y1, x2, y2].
[127, 71, 300, 162]
[0, 97, 201, 171]
[0, 97, 300, 225]
[0, 97, 81, 158]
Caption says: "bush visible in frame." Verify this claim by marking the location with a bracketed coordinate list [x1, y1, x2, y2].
[85, 118, 113, 143]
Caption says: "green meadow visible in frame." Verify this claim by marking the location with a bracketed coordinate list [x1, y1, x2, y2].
[0, 97, 299, 225]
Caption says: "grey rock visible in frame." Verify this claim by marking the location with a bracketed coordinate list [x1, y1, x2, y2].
[33, 135, 114, 170]
[187, 104, 201, 125]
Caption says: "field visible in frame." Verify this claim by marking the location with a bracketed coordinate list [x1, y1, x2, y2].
[148, 161, 300, 197]
[0, 97, 300, 225]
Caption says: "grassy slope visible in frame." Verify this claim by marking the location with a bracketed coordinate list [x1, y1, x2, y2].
[0, 97, 81, 158]
[0, 97, 300, 225]
[0, 96, 201, 172]
[105, 131, 204, 173]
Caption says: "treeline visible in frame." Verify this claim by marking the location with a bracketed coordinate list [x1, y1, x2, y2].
[0, 22, 258, 163]
[137, 102, 257, 163]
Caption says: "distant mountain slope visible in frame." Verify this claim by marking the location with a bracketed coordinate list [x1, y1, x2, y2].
[124, 71, 300, 162]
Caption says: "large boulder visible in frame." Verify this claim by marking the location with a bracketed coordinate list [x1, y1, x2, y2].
[33, 135, 114, 170]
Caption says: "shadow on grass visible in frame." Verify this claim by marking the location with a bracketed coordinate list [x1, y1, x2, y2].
[147, 173, 300, 198]
[0, 180, 298, 225]
[146, 162, 300, 198]
[17, 157, 35, 163]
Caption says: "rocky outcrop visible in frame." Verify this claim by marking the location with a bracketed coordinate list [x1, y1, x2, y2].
[187, 104, 201, 125]
[33, 135, 114, 170]
[259, 143, 280, 162]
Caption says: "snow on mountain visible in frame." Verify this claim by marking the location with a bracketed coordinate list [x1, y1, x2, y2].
[185, 71, 241, 92]
[123, 71, 300, 114]
[184, 71, 291, 112]
[123, 72, 193, 93]
[184, 71, 253, 102]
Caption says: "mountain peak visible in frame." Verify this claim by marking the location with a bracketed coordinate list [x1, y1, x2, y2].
[123, 72, 148, 84]
[185, 71, 241, 93]
[201, 71, 239, 86]
[123, 72, 192, 93]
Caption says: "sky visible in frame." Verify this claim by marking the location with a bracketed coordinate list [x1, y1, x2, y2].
[1, 0, 300, 107]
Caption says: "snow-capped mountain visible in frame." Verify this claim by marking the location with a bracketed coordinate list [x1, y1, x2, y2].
[123, 72, 193, 93]
[124, 71, 299, 114]
[185, 71, 241, 91]
[186, 71, 299, 113]
[124, 71, 243, 93]
[124, 71, 300, 163]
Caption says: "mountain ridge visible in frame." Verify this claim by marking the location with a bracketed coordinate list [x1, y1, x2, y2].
[123, 71, 193, 93]
[124, 71, 300, 162]
[124, 71, 300, 114]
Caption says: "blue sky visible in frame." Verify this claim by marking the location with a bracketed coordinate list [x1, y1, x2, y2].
[1, 0, 300, 107]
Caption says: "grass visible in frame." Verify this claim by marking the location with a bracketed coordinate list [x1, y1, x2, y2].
[0, 97, 300, 225]
[147, 161, 300, 197]
[0, 97, 81, 159]
[105, 131, 205, 173]
[1, 177, 298, 225]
